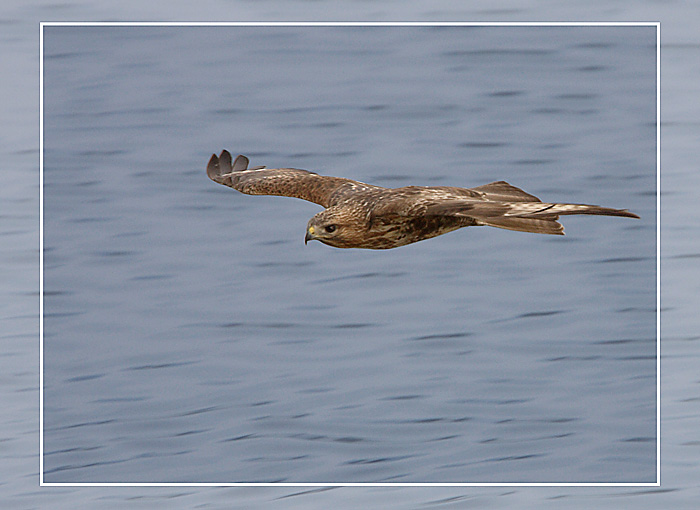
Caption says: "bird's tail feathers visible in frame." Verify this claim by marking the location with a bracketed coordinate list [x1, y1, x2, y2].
[477, 202, 639, 235]
[477, 216, 565, 235]
[516, 203, 640, 219]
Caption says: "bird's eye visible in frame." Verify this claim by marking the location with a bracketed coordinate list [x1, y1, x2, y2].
[324, 225, 337, 233]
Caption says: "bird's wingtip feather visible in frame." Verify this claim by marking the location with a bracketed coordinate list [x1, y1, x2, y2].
[206, 153, 221, 181]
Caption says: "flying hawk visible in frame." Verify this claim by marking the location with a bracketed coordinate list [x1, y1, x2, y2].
[207, 150, 639, 250]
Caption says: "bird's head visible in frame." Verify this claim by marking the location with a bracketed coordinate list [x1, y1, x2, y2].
[305, 207, 357, 248]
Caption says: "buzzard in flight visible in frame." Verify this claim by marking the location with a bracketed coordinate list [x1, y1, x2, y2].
[207, 150, 639, 250]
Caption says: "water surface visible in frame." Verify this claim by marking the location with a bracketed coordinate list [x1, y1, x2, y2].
[40, 25, 657, 484]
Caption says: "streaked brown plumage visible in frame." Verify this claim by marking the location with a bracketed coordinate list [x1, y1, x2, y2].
[207, 150, 639, 250]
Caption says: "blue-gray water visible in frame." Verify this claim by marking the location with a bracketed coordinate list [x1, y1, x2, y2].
[2, 1, 698, 508]
[41, 24, 655, 484]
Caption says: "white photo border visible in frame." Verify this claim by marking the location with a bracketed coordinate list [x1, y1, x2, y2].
[39, 20, 661, 488]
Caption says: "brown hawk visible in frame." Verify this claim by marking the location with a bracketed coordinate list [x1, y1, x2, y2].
[207, 150, 639, 250]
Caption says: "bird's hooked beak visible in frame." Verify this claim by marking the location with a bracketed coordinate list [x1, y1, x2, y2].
[305, 225, 316, 245]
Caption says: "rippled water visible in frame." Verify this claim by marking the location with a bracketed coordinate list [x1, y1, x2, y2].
[40, 25, 657, 484]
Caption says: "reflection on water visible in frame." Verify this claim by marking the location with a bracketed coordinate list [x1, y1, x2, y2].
[42, 25, 655, 484]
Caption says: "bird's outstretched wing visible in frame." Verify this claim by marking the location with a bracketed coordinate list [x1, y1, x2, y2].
[207, 150, 357, 208]
[369, 181, 639, 235]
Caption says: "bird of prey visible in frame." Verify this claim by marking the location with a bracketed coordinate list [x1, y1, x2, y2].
[207, 150, 639, 250]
